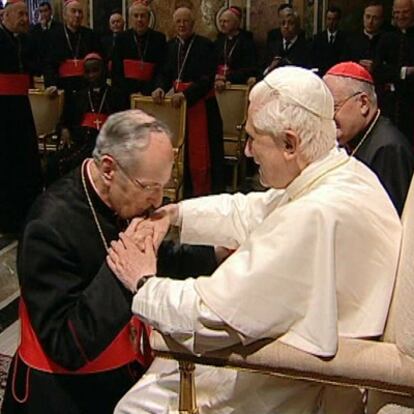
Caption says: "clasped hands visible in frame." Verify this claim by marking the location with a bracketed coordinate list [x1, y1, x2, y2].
[107, 205, 177, 293]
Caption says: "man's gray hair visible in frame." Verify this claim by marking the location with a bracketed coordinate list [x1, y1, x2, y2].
[249, 67, 337, 163]
[324, 75, 378, 107]
[92, 109, 172, 170]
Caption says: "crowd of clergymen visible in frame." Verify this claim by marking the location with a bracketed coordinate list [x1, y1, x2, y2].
[1, 0, 414, 233]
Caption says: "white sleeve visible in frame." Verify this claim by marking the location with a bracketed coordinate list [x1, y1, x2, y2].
[132, 277, 247, 354]
[180, 190, 285, 249]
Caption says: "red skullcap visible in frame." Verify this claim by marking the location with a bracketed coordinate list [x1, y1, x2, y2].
[326, 62, 374, 84]
[4, 0, 25, 7]
[63, 0, 79, 6]
[132, 0, 149, 6]
[84, 53, 103, 62]
[227, 7, 242, 18]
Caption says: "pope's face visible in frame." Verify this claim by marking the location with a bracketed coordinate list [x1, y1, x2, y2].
[244, 112, 299, 189]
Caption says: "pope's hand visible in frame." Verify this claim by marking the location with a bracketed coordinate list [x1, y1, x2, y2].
[124, 218, 153, 251]
[107, 233, 156, 293]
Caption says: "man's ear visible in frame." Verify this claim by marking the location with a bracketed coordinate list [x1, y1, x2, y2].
[100, 155, 116, 182]
[283, 130, 300, 159]
[360, 93, 370, 116]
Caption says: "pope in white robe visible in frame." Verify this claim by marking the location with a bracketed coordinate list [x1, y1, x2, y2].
[108, 66, 402, 414]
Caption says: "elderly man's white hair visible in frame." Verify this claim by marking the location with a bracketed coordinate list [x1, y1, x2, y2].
[249, 66, 337, 163]
[92, 109, 172, 171]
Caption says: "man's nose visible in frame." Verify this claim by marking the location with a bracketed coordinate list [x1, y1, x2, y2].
[148, 189, 164, 209]
[244, 137, 253, 158]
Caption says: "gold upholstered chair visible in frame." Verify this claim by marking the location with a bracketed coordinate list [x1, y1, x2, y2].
[215, 84, 250, 192]
[150, 175, 414, 414]
[29, 89, 65, 154]
[130, 95, 187, 202]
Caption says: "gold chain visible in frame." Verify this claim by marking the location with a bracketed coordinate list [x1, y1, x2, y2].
[350, 109, 381, 157]
[81, 159, 109, 251]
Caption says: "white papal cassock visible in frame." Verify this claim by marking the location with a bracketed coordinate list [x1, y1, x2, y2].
[115, 148, 402, 414]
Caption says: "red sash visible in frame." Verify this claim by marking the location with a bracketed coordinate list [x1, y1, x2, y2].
[216, 64, 230, 77]
[18, 298, 151, 374]
[123, 59, 154, 81]
[108, 60, 113, 73]
[174, 80, 212, 195]
[81, 112, 108, 131]
[0, 73, 31, 95]
[59, 59, 85, 78]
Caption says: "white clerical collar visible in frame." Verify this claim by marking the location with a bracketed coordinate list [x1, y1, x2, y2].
[284, 35, 298, 47]
[285, 147, 349, 201]
[363, 29, 377, 39]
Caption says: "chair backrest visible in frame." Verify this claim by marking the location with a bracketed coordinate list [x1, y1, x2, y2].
[130, 95, 187, 201]
[130, 95, 186, 148]
[215, 85, 249, 139]
[29, 89, 64, 137]
[383, 175, 414, 357]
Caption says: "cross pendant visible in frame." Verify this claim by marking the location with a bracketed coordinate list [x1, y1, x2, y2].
[93, 118, 102, 130]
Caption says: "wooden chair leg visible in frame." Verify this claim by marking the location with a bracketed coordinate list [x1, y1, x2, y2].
[179, 361, 199, 414]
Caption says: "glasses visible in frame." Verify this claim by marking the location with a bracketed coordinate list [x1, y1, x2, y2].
[334, 91, 363, 116]
[113, 158, 163, 193]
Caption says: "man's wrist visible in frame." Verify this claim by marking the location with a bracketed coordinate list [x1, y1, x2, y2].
[134, 274, 156, 293]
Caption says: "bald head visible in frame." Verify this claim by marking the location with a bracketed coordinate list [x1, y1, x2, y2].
[3, 1, 29, 34]
[174, 7, 194, 40]
[393, 0, 414, 29]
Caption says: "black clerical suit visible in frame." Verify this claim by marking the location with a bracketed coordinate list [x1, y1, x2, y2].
[344, 30, 383, 64]
[29, 19, 62, 74]
[264, 34, 311, 75]
[43, 25, 102, 107]
[155, 34, 224, 196]
[351, 115, 414, 215]
[101, 32, 118, 62]
[0, 24, 43, 233]
[213, 30, 257, 84]
[311, 30, 348, 76]
[2, 164, 217, 414]
[374, 26, 414, 141]
[111, 28, 166, 99]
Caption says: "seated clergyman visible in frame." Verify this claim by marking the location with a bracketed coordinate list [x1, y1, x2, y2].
[109, 67, 401, 414]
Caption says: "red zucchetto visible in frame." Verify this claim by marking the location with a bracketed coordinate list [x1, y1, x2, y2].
[326, 62, 374, 84]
